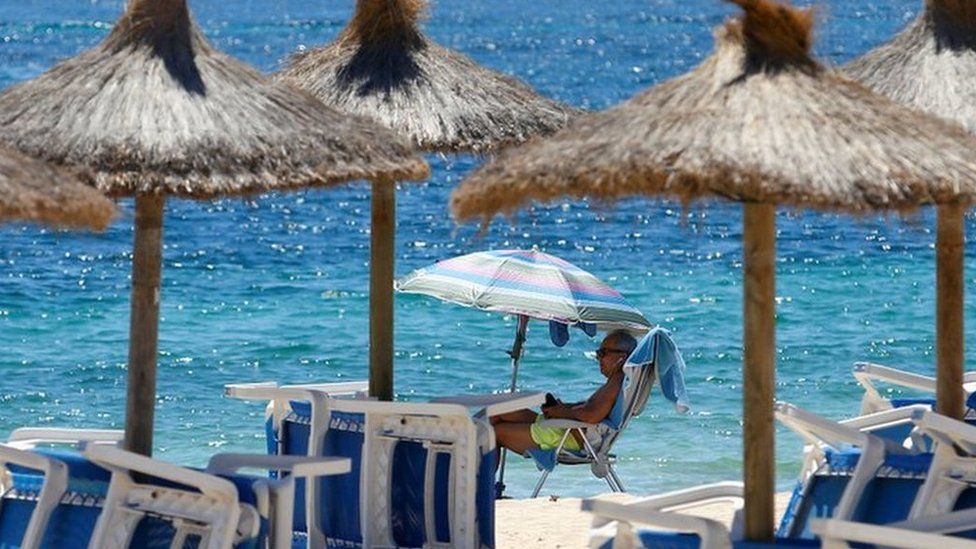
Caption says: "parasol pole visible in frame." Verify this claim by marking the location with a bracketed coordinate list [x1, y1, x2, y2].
[369, 177, 396, 401]
[125, 193, 165, 456]
[936, 203, 965, 419]
[508, 314, 530, 391]
[742, 203, 776, 541]
[497, 314, 529, 498]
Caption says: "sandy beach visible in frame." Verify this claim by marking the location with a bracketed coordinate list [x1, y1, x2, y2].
[496, 491, 792, 548]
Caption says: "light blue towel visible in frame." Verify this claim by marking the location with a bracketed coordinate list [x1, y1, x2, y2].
[629, 327, 690, 413]
[548, 320, 598, 347]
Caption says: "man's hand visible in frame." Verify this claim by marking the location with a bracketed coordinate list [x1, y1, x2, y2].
[542, 402, 571, 419]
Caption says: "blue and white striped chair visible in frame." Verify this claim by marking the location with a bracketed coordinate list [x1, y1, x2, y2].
[0, 429, 120, 549]
[852, 362, 976, 416]
[812, 409, 976, 547]
[582, 402, 945, 548]
[0, 427, 347, 549]
[226, 381, 540, 548]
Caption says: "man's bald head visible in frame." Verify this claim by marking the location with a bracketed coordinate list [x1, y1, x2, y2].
[604, 330, 638, 356]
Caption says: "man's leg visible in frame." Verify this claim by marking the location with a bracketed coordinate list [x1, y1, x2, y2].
[490, 408, 539, 425]
[494, 422, 539, 454]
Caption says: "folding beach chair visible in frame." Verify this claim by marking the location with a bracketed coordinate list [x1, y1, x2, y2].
[520, 329, 669, 498]
[581, 402, 939, 548]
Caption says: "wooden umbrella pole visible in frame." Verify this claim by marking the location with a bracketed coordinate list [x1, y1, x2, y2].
[370, 178, 396, 401]
[742, 203, 776, 541]
[937, 203, 965, 420]
[124, 193, 165, 456]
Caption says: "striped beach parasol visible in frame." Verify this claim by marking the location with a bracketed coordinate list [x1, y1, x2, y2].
[397, 249, 651, 496]
[396, 249, 651, 333]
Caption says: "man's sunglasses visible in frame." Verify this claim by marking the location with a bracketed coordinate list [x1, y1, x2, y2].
[596, 348, 630, 359]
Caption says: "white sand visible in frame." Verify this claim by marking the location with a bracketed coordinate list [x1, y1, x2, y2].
[496, 492, 792, 548]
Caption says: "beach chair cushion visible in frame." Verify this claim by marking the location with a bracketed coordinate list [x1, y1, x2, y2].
[891, 397, 936, 409]
[779, 448, 929, 539]
[0, 449, 111, 549]
[599, 529, 824, 548]
[279, 403, 365, 544]
[0, 448, 110, 549]
[111, 468, 265, 549]
[947, 487, 976, 539]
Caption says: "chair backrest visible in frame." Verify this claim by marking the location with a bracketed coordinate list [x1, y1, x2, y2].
[590, 332, 661, 458]
[273, 398, 496, 548]
[82, 445, 261, 549]
[0, 446, 108, 549]
[779, 448, 930, 539]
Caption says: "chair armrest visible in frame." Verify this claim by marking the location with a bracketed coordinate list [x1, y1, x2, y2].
[224, 381, 368, 402]
[0, 444, 68, 477]
[911, 409, 976, 455]
[82, 444, 238, 502]
[775, 401, 872, 449]
[207, 454, 351, 478]
[535, 418, 599, 430]
[888, 507, 976, 535]
[280, 381, 369, 396]
[7, 428, 123, 450]
[839, 404, 930, 432]
[587, 481, 743, 513]
[853, 362, 937, 393]
[582, 497, 733, 548]
[430, 392, 545, 417]
[811, 518, 976, 549]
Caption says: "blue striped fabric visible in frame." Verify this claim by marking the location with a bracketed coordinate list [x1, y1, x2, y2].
[397, 250, 652, 331]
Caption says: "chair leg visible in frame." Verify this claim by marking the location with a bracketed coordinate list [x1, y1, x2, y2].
[607, 464, 626, 493]
[531, 470, 550, 498]
[531, 429, 572, 498]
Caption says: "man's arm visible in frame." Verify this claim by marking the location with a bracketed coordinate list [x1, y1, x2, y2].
[544, 372, 624, 424]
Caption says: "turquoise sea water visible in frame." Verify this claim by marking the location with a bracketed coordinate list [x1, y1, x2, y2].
[0, 0, 968, 498]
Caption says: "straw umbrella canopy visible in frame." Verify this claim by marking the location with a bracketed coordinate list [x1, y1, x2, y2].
[277, 0, 579, 400]
[0, 147, 114, 230]
[844, 0, 976, 420]
[0, 0, 427, 456]
[451, 0, 976, 540]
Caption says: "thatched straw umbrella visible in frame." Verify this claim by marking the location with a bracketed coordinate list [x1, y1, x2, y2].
[0, 147, 114, 230]
[844, 0, 976, 420]
[276, 0, 579, 401]
[0, 0, 427, 456]
[451, 0, 976, 540]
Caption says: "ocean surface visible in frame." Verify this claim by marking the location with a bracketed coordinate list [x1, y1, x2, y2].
[0, 0, 966, 498]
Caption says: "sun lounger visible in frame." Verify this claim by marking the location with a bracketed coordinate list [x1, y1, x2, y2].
[581, 402, 936, 548]
[0, 425, 348, 549]
[811, 408, 976, 548]
[0, 428, 121, 548]
[227, 381, 540, 547]
[84, 443, 351, 549]
[224, 381, 369, 547]
[852, 362, 976, 415]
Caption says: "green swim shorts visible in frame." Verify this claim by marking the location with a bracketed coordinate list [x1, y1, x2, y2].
[529, 413, 581, 451]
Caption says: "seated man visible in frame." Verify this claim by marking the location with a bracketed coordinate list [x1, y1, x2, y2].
[491, 330, 638, 454]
